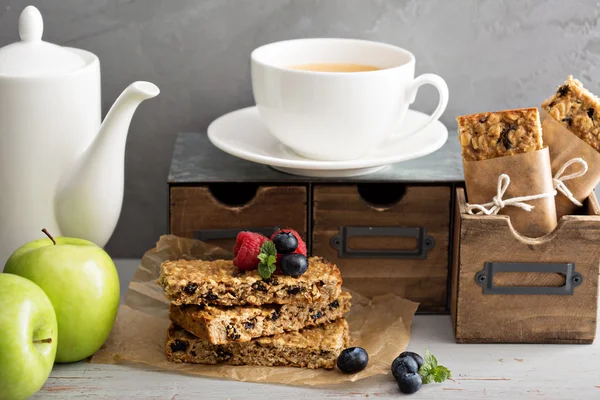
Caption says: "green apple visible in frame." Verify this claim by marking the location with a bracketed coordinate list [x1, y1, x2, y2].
[0, 273, 57, 400]
[4, 230, 120, 363]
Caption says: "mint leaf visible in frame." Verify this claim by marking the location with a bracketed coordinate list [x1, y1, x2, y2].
[257, 241, 277, 279]
[260, 241, 277, 256]
[419, 349, 450, 384]
[432, 366, 451, 383]
[419, 364, 434, 384]
[424, 349, 438, 369]
[258, 262, 276, 279]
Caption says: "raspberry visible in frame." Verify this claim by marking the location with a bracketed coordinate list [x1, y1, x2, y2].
[270, 229, 307, 267]
[233, 231, 268, 270]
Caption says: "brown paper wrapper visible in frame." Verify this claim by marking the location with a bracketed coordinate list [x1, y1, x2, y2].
[90, 235, 418, 386]
[463, 147, 557, 237]
[540, 108, 600, 219]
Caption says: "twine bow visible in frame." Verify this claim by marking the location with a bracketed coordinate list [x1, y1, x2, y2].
[466, 174, 557, 216]
[552, 158, 588, 207]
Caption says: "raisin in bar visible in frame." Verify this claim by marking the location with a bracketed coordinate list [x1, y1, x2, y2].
[165, 318, 349, 369]
[542, 75, 600, 152]
[158, 257, 342, 306]
[457, 107, 543, 161]
[169, 292, 351, 344]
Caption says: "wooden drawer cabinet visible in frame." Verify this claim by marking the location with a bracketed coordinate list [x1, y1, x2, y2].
[170, 184, 307, 252]
[168, 133, 464, 314]
[313, 184, 452, 312]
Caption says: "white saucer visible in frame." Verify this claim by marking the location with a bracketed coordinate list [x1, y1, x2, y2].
[207, 106, 448, 177]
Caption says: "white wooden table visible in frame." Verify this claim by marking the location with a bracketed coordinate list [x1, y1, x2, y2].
[34, 260, 600, 399]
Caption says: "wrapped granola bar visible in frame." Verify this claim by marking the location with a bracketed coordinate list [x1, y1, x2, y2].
[457, 108, 558, 237]
[542, 76, 600, 218]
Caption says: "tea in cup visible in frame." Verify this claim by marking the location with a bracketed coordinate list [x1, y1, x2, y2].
[251, 38, 448, 161]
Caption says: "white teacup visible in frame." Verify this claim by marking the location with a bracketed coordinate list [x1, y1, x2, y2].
[251, 38, 449, 161]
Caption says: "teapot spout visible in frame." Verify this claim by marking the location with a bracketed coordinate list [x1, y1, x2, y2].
[55, 81, 159, 246]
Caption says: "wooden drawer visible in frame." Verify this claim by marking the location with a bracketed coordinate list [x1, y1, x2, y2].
[312, 184, 451, 312]
[451, 188, 600, 344]
[170, 184, 307, 252]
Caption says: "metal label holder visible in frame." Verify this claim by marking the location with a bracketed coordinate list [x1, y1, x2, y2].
[475, 262, 583, 295]
[330, 226, 435, 259]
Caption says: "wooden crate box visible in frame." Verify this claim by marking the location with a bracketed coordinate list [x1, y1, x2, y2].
[313, 183, 452, 313]
[170, 184, 307, 252]
[451, 188, 600, 344]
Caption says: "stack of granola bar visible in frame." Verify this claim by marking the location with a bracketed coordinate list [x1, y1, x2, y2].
[158, 257, 351, 369]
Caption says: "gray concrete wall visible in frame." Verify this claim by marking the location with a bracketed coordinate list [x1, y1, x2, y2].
[0, 0, 598, 257]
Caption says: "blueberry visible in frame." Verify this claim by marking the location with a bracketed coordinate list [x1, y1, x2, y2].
[337, 347, 368, 373]
[398, 351, 424, 370]
[391, 356, 418, 380]
[272, 232, 299, 253]
[398, 372, 422, 394]
[280, 253, 308, 277]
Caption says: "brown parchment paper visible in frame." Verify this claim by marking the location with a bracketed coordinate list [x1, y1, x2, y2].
[463, 147, 557, 237]
[90, 235, 418, 386]
[541, 108, 600, 219]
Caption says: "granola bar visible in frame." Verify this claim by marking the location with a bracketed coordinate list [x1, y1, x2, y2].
[457, 107, 543, 161]
[169, 292, 351, 344]
[542, 75, 600, 152]
[165, 318, 350, 369]
[158, 257, 342, 306]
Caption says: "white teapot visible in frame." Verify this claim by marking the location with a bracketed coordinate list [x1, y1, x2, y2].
[0, 6, 159, 266]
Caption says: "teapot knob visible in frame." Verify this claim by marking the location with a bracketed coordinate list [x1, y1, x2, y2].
[19, 5, 43, 42]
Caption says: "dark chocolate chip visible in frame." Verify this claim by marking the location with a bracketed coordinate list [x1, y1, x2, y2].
[329, 300, 340, 309]
[287, 286, 302, 295]
[169, 339, 189, 352]
[588, 108, 595, 119]
[270, 310, 280, 321]
[252, 282, 268, 292]
[558, 85, 570, 97]
[244, 321, 255, 330]
[226, 325, 241, 341]
[549, 100, 557, 108]
[190, 350, 197, 357]
[478, 115, 489, 124]
[203, 292, 218, 301]
[319, 280, 325, 286]
[562, 116, 573, 126]
[497, 124, 516, 150]
[262, 277, 279, 285]
[216, 349, 233, 360]
[183, 283, 197, 295]
[312, 311, 324, 320]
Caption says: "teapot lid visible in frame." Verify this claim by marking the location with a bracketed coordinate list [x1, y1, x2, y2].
[0, 6, 87, 77]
